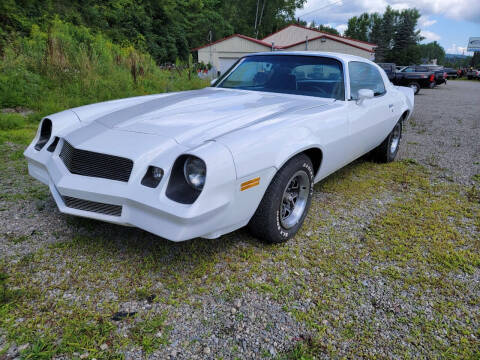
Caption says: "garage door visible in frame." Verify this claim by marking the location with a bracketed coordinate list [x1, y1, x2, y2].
[219, 58, 238, 75]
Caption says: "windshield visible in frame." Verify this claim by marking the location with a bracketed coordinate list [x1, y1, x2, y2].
[216, 55, 345, 100]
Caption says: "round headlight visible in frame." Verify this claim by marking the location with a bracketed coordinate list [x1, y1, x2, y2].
[183, 156, 206, 190]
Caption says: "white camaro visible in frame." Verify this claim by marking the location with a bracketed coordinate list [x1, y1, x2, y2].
[25, 52, 414, 243]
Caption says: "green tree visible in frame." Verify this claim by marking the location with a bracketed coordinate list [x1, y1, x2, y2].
[418, 41, 445, 64]
[312, 24, 340, 36]
[390, 8, 423, 64]
[344, 6, 423, 65]
[344, 13, 370, 42]
[0, 0, 308, 63]
[471, 52, 480, 67]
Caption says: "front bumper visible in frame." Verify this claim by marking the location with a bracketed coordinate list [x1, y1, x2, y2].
[25, 136, 274, 242]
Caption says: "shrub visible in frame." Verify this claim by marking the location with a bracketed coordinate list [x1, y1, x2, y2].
[0, 19, 208, 117]
[0, 113, 26, 131]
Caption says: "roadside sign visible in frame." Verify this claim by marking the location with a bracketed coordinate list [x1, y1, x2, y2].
[467, 37, 480, 52]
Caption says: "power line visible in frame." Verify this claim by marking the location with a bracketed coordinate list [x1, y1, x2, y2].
[297, 0, 345, 19]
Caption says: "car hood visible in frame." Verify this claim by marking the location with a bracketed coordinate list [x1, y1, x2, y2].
[71, 88, 335, 148]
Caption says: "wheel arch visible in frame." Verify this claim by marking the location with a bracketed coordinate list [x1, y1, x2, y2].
[276, 146, 324, 178]
[302, 147, 323, 177]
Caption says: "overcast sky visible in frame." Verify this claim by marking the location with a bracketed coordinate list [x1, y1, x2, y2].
[295, 0, 480, 55]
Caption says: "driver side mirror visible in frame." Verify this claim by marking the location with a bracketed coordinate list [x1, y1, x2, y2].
[356, 89, 374, 104]
[210, 78, 218, 86]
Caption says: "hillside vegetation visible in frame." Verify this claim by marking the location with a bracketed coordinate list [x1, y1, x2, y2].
[1, 0, 307, 64]
[0, 19, 208, 144]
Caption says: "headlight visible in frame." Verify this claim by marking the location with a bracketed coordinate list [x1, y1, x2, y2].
[183, 156, 206, 190]
[34, 119, 52, 151]
[166, 155, 206, 204]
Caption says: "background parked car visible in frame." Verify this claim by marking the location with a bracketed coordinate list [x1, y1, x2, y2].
[420, 65, 447, 85]
[466, 69, 480, 79]
[443, 67, 458, 79]
[378, 63, 435, 94]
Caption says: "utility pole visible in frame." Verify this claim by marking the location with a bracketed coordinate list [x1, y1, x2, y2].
[254, 0, 260, 38]
[255, 0, 267, 39]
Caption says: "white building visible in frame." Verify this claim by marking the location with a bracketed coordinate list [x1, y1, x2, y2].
[194, 24, 376, 75]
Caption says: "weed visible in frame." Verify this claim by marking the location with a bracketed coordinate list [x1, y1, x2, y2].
[130, 313, 170, 354]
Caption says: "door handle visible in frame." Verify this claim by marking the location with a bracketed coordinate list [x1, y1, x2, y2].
[388, 104, 394, 108]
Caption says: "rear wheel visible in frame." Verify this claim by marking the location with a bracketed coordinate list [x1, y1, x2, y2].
[371, 121, 402, 163]
[408, 82, 420, 95]
[248, 154, 314, 243]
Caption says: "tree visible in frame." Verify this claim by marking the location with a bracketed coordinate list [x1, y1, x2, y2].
[418, 41, 445, 64]
[344, 13, 370, 42]
[368, 13, 385, 61]
[390, 8, 422, 64]
[344, 6, 423, 65]
[377, 6, 398, 62]
[308, 23, 340, 36]
[0, 0, 308, 62]
[471, 52, 480, 68]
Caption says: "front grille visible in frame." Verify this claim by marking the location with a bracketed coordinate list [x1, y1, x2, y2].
[62, 196, 122, 216]
[60, 141, 133, 182]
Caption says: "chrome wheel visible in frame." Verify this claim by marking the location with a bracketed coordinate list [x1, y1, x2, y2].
[410, 84, 418, 93]
[390, 123, 401, 155]
[280, 171, 310, 229]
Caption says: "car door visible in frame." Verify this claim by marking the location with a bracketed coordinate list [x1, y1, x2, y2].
[347, 61, 394, 159]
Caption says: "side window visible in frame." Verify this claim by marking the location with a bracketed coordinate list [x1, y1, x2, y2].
[403, 67, 414, 73]
[349, 61, 386, 99]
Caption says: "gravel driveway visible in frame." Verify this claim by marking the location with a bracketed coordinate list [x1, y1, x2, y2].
[398, 80, 480, 184]
[1, 80, 479, 359]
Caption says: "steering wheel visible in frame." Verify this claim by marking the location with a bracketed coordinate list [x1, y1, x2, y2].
[306, 84, 329, 97]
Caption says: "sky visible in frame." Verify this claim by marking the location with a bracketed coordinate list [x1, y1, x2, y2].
[295, 0, 480, 55]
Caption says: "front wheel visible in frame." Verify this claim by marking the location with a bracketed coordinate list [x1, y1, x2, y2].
[248, 154, 314, 243]
[371, 121, 402, 163]
[408, 82, 420, 95]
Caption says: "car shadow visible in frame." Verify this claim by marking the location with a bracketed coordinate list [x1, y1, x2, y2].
[56, 161, 361, 244]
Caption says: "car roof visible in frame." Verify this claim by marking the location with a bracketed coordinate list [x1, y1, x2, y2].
[243, 51, 373, 64]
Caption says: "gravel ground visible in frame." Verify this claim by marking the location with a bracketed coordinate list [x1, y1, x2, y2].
[1, 80, 479, 359]
[398, 80, 480, 184]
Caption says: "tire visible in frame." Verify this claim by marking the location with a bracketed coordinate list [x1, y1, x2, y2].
[248, 154, 314, 244]
[408, 82, 420, 95]
[468, 76, 472, 80]
[429, 82, 436, 89]
[371, 120, 402, 163]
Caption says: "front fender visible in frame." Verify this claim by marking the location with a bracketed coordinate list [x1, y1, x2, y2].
[24, 110, 83, 163]
[217, 121, 319, 180]
[217, 121, 323, 186]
